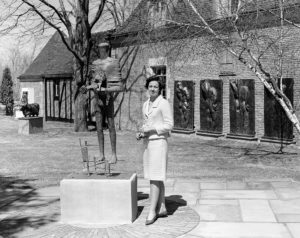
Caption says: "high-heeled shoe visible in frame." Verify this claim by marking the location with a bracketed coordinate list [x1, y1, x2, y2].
[158, 210, 168, 218]
[145, 214, 158, 225]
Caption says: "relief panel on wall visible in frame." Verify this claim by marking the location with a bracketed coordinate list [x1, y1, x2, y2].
[229, 79, 255, 136]
[200, 80, 223, 133]
[264, 78, 293, 141]
[173, 81, 194, 131]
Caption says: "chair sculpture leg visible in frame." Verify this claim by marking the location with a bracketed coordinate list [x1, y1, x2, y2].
[79, 139, 90, 176]
[93, 156, 97, 173]
[105, 161, 111, 176]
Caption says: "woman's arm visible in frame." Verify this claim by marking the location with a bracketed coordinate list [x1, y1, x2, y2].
[154, 100, 174, 135]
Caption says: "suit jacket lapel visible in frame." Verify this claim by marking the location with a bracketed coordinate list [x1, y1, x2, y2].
[144, 98, 150, 118]
[147, 95, 162, 117]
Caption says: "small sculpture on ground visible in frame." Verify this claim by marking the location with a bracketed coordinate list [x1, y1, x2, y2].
[79, 139, 111, 176]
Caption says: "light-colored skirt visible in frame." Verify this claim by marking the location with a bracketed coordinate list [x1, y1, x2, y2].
[143, 138, 168, 181]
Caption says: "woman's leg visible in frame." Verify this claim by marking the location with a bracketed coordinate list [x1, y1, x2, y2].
[157, 181, 167, 214]
[147, 180, 160, 220]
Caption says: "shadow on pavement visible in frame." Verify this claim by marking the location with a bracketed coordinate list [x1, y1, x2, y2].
[136, 192, 187, 218]
[0, 176, 59, 238]
[165, 195, 187, 215]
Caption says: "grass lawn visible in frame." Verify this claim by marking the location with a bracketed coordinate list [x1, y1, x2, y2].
[0, 116, 300, 189]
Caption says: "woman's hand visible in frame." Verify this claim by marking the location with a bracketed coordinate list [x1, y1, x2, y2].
[136, 132, 145, 140]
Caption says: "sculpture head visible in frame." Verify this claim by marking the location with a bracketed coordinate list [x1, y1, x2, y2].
[98, 42, 110, 59]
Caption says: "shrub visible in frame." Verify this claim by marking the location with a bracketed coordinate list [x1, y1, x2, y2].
[0, 67, 14, 116]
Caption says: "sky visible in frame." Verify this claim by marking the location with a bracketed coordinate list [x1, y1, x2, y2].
[0, 0, 125, 67]
[0, 0, 140, 68]
[0, 34, 49, 67]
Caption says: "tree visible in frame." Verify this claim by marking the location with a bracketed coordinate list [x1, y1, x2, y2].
[0, 67, 14, 115]
[1, 0, 107, 131]
[1, 0, 142, 131]
[139, 0, 300, 134]
[9, 44, 37, 100]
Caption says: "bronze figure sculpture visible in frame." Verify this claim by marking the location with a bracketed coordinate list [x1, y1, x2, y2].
[81, 42, 124, 165]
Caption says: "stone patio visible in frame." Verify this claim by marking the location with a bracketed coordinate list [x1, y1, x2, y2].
[1, 178, 300, 238]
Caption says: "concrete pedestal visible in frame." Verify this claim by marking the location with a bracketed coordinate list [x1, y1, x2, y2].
[15, 110, 24, 119]
[60, 173, 137, 225]
[18, 117, 43, 135]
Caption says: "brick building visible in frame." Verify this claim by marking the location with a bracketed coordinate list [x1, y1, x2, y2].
[19, 0, 300, 144]
[110, 0, 300, 144]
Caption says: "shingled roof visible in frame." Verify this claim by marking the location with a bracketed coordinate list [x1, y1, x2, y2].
[112, 0, 300, 45]
[19, 30, 113, 81]
[19, 32, 73, 80]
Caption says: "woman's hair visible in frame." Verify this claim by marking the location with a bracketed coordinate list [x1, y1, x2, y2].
[145, 75, 163, 94]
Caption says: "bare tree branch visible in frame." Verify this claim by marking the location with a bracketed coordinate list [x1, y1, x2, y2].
[90, 0, 106, 29]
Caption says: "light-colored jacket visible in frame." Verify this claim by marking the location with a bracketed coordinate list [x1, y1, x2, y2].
[143, 95, 174, 140]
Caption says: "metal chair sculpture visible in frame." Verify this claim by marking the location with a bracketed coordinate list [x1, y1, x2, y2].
[79, 139, 111, 176]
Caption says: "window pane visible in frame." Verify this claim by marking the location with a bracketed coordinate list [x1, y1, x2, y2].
[150, 65, 167, 98]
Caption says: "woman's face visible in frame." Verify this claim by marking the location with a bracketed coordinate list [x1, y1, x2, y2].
[148, 80, 160, 98]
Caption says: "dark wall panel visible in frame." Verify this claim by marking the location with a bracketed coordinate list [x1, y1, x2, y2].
[200, 80, 223, 133]
[264, 78, 293, 140]
[173, 81, 194, 131]
[229, 79, 255, 136]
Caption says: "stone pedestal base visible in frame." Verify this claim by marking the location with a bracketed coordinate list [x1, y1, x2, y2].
[60, 173, 137, 225]
[18, 117, 43, 135]
[15, 110, 24, 119]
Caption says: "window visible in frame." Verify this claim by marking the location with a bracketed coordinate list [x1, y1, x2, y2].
[111, 48, 118, 59]
[148, 0, 168, 28]
[231, 0, 239, 13]
[219, 50, 235, 76]
[53, 80, 60, 101]
[151, 65, 167, 98]
[21, 91, 28, 104]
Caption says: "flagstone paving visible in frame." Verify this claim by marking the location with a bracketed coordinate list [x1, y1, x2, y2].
[1, 178, 300, 238]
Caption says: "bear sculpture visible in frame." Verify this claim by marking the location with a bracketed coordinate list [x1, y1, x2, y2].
[20, 103, 40, 117]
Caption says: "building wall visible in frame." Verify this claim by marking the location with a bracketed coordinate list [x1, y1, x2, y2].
[116, 25, 300, 144]
[45, 78, 73, 122]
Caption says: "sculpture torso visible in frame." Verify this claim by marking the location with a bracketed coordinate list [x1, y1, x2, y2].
[92, 57, 122, 84]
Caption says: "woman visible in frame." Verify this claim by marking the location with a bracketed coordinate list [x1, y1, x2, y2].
[137, 75, 174, 225]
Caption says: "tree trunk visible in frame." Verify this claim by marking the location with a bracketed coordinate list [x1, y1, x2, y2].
[73, 60, 88, 132]
[74, 92, 88, 132]
[73, 4, 91, 132]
